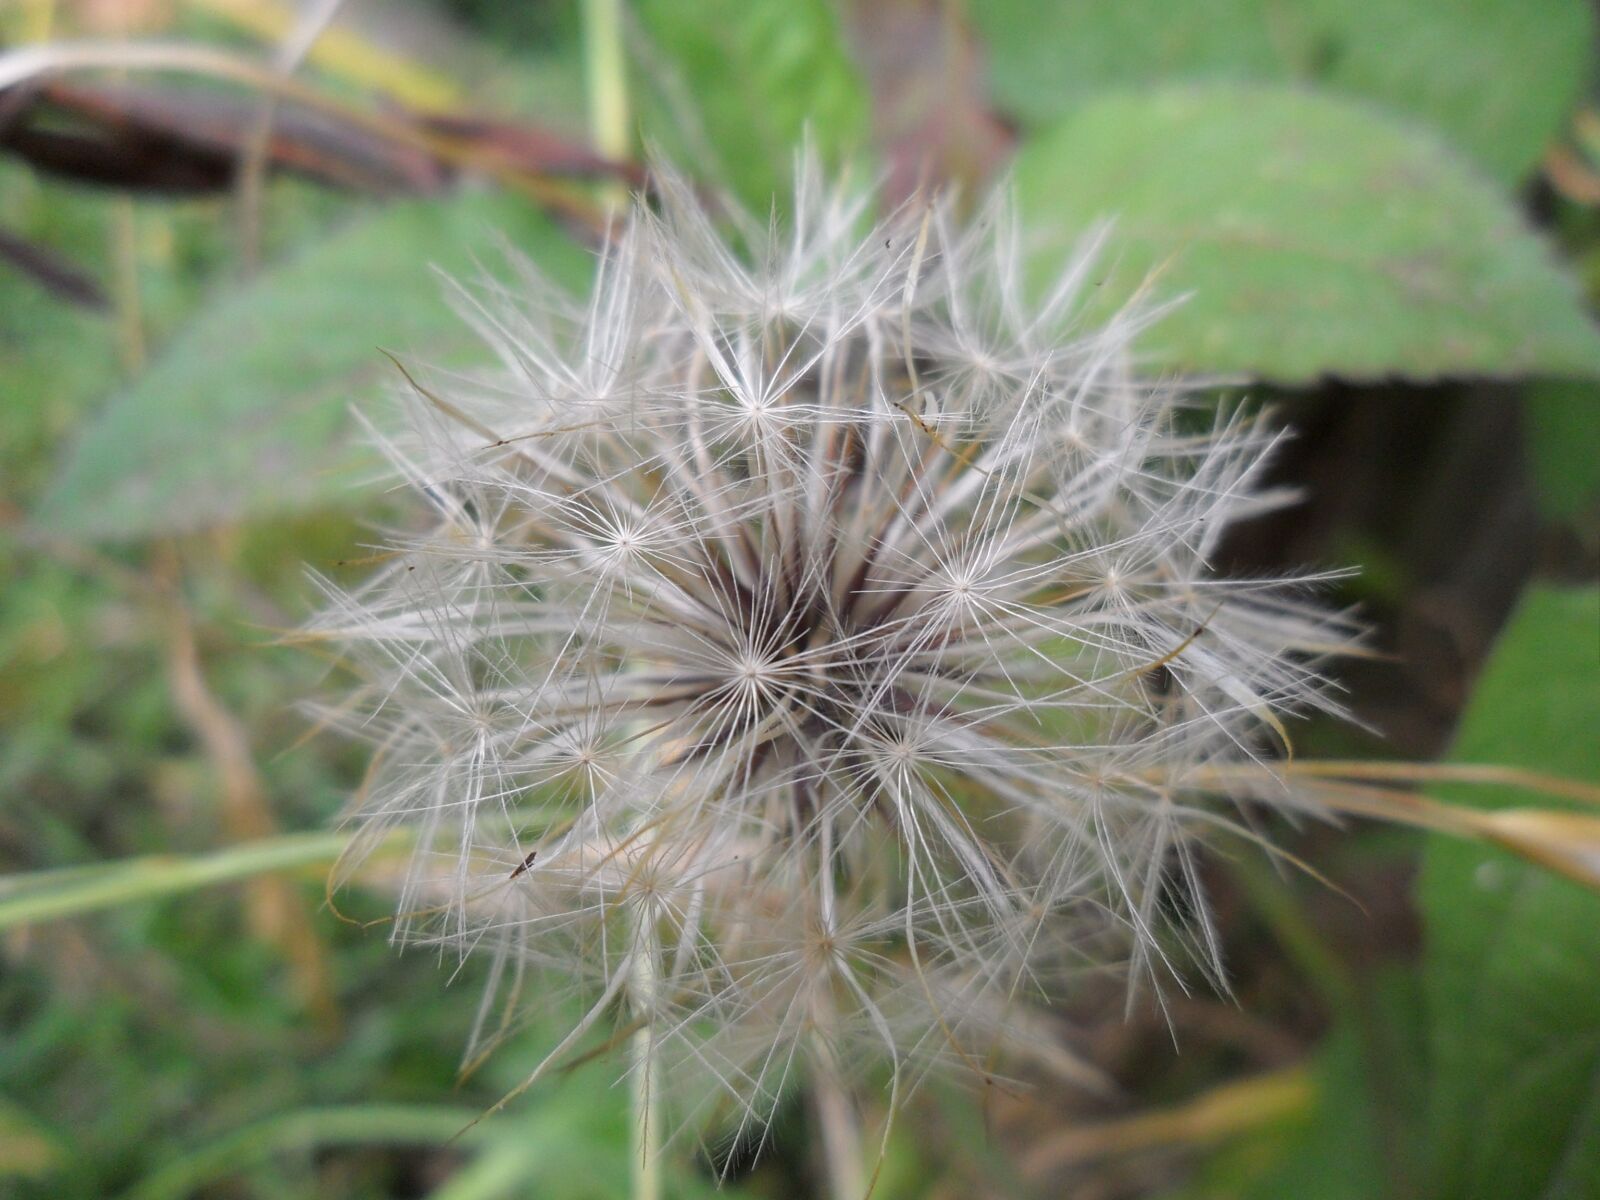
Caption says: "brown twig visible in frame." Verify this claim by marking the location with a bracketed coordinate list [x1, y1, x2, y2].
[1545, 144, 1600, 208]
[0, 223, 108, 309]
[0, 41, 625, 235]
[153, 543, 338, 1032]
[4, 79, 444, 194]
[236, 0, 348, 274]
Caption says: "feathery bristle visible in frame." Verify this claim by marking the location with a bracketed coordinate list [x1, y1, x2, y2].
[308, 157, 1357, 1144]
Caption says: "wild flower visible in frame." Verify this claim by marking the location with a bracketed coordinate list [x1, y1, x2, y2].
[307, 160, 1356, 1157]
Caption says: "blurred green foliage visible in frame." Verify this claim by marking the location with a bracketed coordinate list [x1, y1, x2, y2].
[634, 0, 870, 208]
[1013, 85, 1600, 382]
[1419, 587, 1600, 1198]
[1169, 588, 1600, 1199]
[35, 193, 590, 539]
[2, 1, 1598, 1198]
[1524, 382, 1600, 518]
[973, 0, 1595, 184]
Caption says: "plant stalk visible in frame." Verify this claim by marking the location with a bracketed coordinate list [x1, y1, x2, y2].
[582, 0, 630, 210]
[811, 1048, 866, 1200]
[631, 941, 662, 1200]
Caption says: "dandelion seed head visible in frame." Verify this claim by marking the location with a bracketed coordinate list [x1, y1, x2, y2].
[310, 155, 1357, 1143]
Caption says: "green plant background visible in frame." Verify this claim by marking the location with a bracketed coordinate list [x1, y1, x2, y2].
[2, 1, 1598, 1197]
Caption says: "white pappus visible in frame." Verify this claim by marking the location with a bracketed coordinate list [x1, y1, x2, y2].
[306, 158, 1357, 1155]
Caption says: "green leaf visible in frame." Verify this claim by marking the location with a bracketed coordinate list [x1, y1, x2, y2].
[635, 0, 870, 210]
[1419, 586, 1600, 1200]
[33, 193, 589, 540]
[1524, 382, 1600, 519]
[974, 0, 1595, 183]
[1012, 85, 1600, 383]
[0, 830, 394, 929]
[1240, 1032, 1385, 1200]
[1152, 1032, 1385, 1200]
[121, 1105, 488, 1200]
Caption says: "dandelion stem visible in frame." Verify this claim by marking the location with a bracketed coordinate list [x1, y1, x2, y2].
[582, 0, 630, 211]
[110, 196, 144, 374]
[630, 940, 662, 1200]
[811, 1047, 866, 1200]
